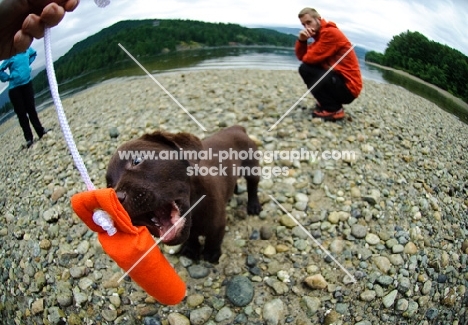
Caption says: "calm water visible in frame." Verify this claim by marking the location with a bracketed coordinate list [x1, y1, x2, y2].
[1, 47, 467, 124]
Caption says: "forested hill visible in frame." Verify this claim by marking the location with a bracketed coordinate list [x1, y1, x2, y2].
[365, 31, 468, 103]
[32, 19, 297, 92]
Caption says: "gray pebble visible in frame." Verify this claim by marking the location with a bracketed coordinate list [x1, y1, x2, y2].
[109, 127, 120, 138]
[47, 307, 63, 324]
[312, 170, 324, 185]
[102, 310, 118, 322]
[425, 308, 439, 320]
[263, 299, 284, 325]
[351, 224, 368, 239]
[187, 265, 210, 279]
[382, 290, 398, 308]
[69, 266, 86, 279]
[143, 317, 162, 325]
[179, 256, 193, 268]
[397, 277, 411, 293]
[422, 281, 432, 295]
[360, 290, 376, 302]
[301, 296, 321, 315]
[226, 276, 254, 307]
[404, 300, 419, 317]
[396, 298, 408, 311]
[260, 226, 273, 240]
[215, 306, 234, 322]
[377, 275, 393, 286]
[190, 306, 213, 325]
[335, 303, 349, 314]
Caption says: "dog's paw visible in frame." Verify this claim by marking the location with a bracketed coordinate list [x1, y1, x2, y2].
[203, 248, 221, 264]
[180, 244, 201, 261]
[247, 200, 262, 215]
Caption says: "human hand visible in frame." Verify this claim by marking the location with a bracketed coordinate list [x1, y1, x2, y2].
[298, 28, 316, 41]
[0, 0, 80, 60]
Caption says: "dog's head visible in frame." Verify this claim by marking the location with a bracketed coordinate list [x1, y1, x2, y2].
[106, 130, 202, 246]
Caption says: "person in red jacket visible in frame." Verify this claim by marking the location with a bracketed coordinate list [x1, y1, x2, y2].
[295, 8, 362, 121]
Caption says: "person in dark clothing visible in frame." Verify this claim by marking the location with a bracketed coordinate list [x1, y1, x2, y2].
[0, 47, 49, 148]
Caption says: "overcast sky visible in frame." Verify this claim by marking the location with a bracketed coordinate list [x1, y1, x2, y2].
[18, 0, 468, 71]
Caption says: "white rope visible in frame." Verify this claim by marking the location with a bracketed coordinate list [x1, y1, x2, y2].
[43, 28, 93, 191]
[43, 27, 116, 236]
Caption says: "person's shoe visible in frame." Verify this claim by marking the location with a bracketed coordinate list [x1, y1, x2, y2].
[26, 140, 33, 148]
[327, 108, 345, 121]
[311, 108, 323, 117]
[312, 109, 334, 118]
[312, 108, 345, 121]
[39, 128, 51, 139]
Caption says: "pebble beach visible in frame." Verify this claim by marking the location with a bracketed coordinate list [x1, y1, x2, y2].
[0, 69, 467, 324]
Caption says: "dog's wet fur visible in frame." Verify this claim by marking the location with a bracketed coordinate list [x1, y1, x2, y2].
[106, 125, 262, 263]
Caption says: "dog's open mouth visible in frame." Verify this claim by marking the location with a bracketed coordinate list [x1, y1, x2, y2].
[134, 201, 185, 244]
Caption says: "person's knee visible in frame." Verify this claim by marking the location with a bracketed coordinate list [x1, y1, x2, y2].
[299, 63, 325, 79]
[298, 63, 309, 77]
[343, 96, 356, 105]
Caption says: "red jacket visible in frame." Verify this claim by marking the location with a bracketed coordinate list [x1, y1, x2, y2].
[295, 19, 362, 98]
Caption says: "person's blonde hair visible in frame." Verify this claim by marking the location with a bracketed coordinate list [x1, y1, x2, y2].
[298, 8, 321, 19]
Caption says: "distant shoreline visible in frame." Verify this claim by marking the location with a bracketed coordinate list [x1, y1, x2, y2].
[365, 61, 468, 112]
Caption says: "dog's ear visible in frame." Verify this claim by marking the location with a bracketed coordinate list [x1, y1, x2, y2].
[141, 131, 203, 165]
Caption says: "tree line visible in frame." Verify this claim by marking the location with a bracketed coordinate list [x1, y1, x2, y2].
[0, 19, 296, 116]
[365, 30, 468, 103]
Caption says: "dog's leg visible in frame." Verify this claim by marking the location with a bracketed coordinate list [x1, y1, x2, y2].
[180, 231, 202, 261]
[241, 140, 262, 215]
[245, 174, 262, 215]
[202, 220, 226, 263]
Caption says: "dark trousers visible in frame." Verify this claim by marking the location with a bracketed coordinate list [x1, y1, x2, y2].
[8, 81, 45, 142]
[299, 63, 355, 112]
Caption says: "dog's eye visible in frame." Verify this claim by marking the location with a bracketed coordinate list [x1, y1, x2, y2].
[132, 157, 143, 166]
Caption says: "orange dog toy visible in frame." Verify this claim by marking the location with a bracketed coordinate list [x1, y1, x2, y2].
[71, 188, 186, 305]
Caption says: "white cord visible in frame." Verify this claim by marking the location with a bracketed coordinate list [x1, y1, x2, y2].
[93, 209, 117, 236]
[43, 27, 94, 191]
[44, 27, 116, 236]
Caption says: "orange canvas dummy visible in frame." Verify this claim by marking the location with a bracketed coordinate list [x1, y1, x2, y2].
[71, 188, 186, 305]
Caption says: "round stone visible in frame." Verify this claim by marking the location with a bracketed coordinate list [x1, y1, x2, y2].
[365, 233, 380, 245]
[226, 276, 254, 307]
[351, 224, 368, 239]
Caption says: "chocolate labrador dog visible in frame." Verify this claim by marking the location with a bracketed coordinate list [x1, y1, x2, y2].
[106, 125, 262, 263]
